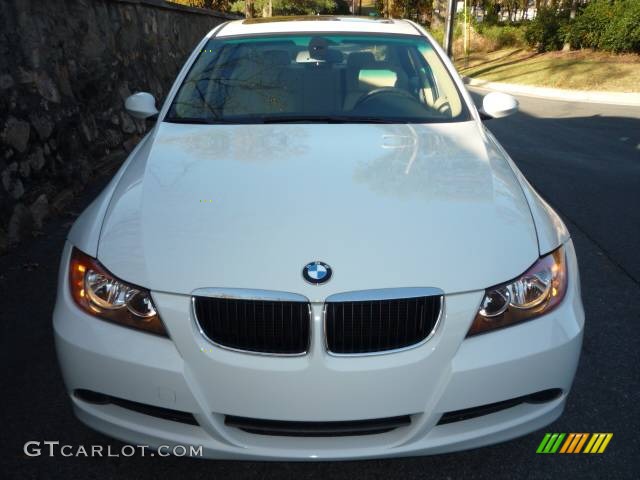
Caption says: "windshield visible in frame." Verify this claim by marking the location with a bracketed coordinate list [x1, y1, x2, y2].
[166, 33, 471, 124]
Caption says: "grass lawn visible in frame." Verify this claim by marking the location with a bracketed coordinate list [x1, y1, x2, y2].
[455, 48, 640, 92]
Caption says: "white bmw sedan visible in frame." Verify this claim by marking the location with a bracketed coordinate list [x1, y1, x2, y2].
[54, 16, 584, 460]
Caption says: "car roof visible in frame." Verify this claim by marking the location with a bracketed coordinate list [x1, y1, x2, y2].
[216, 16, 419, 38]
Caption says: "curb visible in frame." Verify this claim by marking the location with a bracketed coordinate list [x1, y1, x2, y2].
[463, 77, 640, 107]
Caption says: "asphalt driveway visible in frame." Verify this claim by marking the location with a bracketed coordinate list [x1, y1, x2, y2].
[1, 92, 639, 479]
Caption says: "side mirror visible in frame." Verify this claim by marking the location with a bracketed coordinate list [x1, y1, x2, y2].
[481, 92, 519, 119]
[125, 92, 159, 119]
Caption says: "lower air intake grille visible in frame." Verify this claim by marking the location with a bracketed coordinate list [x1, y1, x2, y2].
[325, 295, 442, 354]
[437, 389, 563, 425]
[225, 415, 411, 437]
[74, 389, 198, 426]
[193, 296, 311, 354]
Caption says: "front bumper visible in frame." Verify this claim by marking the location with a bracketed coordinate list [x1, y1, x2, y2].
[54, 241, 584, 460]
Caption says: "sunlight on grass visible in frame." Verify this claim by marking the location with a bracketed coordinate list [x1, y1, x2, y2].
[456, 49, 640, 92]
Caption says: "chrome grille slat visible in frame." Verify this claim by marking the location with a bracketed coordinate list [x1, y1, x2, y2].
[193, 296, 311, 355]
[325, 295, 442, 355]
[192, 288, 442, 357]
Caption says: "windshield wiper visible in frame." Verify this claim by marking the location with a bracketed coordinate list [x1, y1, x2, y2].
[164, 116, 216, 124]
[165, 115, 413, 125]
[260, 115, 397, 124]
[164, 116, 263, 125]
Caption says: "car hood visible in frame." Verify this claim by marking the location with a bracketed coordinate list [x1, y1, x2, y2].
[97, 122, 538, 298]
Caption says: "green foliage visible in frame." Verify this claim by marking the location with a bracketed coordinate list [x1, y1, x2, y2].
[171, 0, 231, 10]
[476, 24, 527, 50]
[184, 0, 640, 55]
[519, 0, 640, 54]
[430, 27, 445, 46]
[230, 0, 345, 16]
[567, 0, 617, 50]
[272, 0, 340, 15]
[569, 0, 640, 53]
[524, 7, 569, 53]
[601, 1, 640, 53]
[482, 1, 500, 26]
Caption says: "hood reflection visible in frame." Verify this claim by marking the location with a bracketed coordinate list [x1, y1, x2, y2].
[151, 122, 492, 203]
[97, 121, 538, 296]
[354, 123, 492, 200]
[150, 124, 309, 187]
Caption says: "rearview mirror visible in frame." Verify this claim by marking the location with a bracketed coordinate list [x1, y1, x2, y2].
[481, 92, 519, 119]
[125, 92, 159, 120]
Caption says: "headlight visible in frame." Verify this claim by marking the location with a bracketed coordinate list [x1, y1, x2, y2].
[69, 248, 167, 336]
[468, 245, 567, 336]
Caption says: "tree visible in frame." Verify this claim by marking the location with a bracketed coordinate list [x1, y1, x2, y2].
[246, 0, 254, 17]
[230, 0, 344, 16]
[171, 0, 231, 10]
[431, 0, 448, 27]
[375, 0, 433, 23]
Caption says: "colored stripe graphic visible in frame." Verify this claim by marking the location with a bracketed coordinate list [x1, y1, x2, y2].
[559, 433, 575, 453]
[573, 433, 589, 453]
[597, 433, 614, 453]
[563, 433, 587, 453]
[584, 433, 613, 453]
[539, 433, 613, 454]
[536, 433, 565, 453]
[550, 433, 565, 453]
[536, 433, 551, 453]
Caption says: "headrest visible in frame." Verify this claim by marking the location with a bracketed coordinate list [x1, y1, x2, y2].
[358, 69, 398, 88]
[296, 49, 344, 64]
[347, 52, 376, 68]
[261, 50, 291, 66]
[296, 50, 316, 63]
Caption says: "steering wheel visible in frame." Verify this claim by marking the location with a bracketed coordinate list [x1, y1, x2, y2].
[433, 97, 451, 115]
[352, 87, 421, 111]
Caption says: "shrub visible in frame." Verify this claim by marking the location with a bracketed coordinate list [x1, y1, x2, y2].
[568, 0, 640, 53]
[430, 27, 445, 47]
[524, 7, 569, 52]
[598, 0, 640, 53]
[567, 0, 617, 50]
[478, 24, 527, 50]
[428, 21, 463, 50]
[431, 18, 527, 54]
[482, 4, 500, 26]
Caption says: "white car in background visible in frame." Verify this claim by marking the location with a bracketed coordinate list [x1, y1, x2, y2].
[54, 16, 584, 460]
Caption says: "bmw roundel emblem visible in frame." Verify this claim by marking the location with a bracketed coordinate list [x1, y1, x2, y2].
[302, 261, 332, 285]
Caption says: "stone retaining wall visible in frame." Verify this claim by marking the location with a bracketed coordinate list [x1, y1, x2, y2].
[0, 0, 234, 253]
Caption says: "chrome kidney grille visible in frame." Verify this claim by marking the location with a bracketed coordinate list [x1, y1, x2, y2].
[324, 295, 442, 355]
[193, 289, 442, 356]
[193, 296, 311, 355]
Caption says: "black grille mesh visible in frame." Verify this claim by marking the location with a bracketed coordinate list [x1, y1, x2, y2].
[325, 296, 441, 354]
[193, 297, 310, 354]
[225, 414, 411, 437]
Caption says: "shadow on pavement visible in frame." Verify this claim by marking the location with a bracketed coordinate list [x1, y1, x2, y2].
[1, 97, 639, 479]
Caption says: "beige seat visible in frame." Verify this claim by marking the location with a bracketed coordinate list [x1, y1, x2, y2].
[220, 49, 298, 116]
[343, 52, 409, 111]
